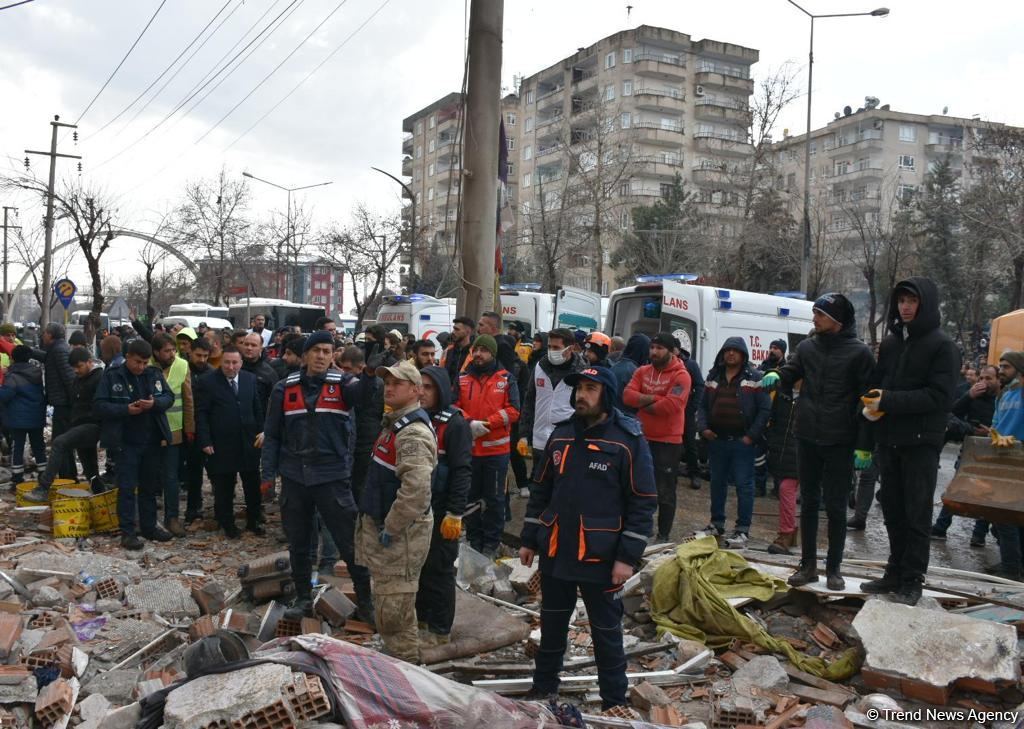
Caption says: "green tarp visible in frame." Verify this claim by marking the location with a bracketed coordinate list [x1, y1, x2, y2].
[650, 536, 859, 681]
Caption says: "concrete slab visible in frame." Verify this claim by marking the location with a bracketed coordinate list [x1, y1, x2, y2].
[163, 663, 295, 729]
[124, 580, 199, 619]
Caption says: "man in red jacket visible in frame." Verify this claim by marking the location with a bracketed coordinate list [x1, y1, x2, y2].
[455, 334, 520, 557]
[623, 332, 691, 541]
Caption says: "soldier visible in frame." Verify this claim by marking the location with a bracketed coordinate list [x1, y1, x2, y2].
[261, 330, 374, 621]
[355, 360, 438, 663]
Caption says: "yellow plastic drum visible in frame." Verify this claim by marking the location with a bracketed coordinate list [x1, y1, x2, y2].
[52, 488, 92, 538]
[14, 481, 39, 507]
[90, 489, 119, 533]
[48, 478, 77, 502]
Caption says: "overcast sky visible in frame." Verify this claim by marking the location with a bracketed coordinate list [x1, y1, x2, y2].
[2, 0, 1022, 308]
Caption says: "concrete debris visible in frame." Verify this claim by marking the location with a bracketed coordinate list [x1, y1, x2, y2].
[732, 655, 790, 698]
[124, 579, 200, 619]
[162, 663, 295, 729]
[76, 692, 111, 722]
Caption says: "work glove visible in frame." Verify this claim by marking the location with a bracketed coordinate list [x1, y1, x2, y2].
[860, 389, 885, 422]
[439, 514, 462, 541]
[853, 449, 873, 470]
[378, 529, 393, 547]
[469, 420, 490, 439]
[761, 371, 780, 392]
[517, 438, 531, 457]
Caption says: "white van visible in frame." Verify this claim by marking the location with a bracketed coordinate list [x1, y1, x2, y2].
[606, 275, 815, 375]
[499, 285, 602, 337]
[375, 294, 455, 347]
[160, 315, 234, 332]
[168, 302, 229, 320]
[228, 298, 326, 333]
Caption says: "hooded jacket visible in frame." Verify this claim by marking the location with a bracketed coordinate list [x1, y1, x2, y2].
[611, 333, 648, 413]
[623, 353, 691, 444]
[520, 349, 586, 450]
[421, 366, 472, 516]
[31, 337, 75, 408]
[70, 366, 104, 426]
[870, 277, 959, 447]
[696, 337, 771, 441]
[0, 362, 46, 429]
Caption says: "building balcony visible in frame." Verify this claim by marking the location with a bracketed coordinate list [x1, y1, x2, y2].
[632, 88, 686, 112]
[691, 166, 739, 185]
[402, 134, 413, 155]
[694, 134, 751, 157]
[537, 84, 566, 109]
[401, 157, 412, 176]
[633, 53, 687, 80]
[633, 155, 684, 178]
[436, 135, 458, 150]
[633, 121, 684, 147]
[694, 70, 754, 94]
[571, 68, 597, 90]
[696, 201, 744, 218]
[827, 190, 881, 208]
[537, 143, 563, 159]
[926, 137, 964, 156]
[824, 130, 883, 152]
[627, 186, 672, 201]
[694, 98, 749, 124]
[829, 165, 884, 182]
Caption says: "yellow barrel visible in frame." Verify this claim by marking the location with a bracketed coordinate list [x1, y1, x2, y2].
[15, 481, 40, 507]
[89, 489, 119, 533]
[48, 478, 77, 503]
[52, 488, 92, 538]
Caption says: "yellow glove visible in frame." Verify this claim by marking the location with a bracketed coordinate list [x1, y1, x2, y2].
[440, 514, 462, 540]
[861, 389, 885, 421]
[990, 429, 1019, 448]
[517, 438, 531, 457]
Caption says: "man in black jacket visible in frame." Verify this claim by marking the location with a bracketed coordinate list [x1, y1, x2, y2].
[677, 344, 706, 490]
[32, 323, 77, 479]
[763, 293, 874, 590]
[861, 277, 959, 605]
[416, 367, 472, 645]
[338, 345, 384, 503]
[239, 331, 280, 407]
[184, 337, 212, 524]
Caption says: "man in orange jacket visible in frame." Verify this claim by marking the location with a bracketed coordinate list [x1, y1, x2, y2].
[623, 332, 691, 541]
[455, 334, 520, 557]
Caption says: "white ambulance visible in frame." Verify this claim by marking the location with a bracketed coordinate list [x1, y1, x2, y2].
[606, 274, 815, 374]
[374, 294, 455, 347]
[500, 284, 602, 337]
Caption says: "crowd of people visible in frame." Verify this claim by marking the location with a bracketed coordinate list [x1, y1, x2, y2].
[1, 275, 1022, 711]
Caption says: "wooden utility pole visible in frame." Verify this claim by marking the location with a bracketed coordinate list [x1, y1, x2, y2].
[1, 206, 21, 322]
[458, 0, 503, 320]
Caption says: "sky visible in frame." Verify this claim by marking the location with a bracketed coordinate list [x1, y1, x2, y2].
[1, 0, 1023, 313]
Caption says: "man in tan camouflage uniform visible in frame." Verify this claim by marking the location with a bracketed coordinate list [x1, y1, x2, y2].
[355, 359, 438, 662]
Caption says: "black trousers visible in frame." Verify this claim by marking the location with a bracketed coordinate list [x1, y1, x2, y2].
[39, 423, 99, 488]
[533, 573, 627, 709]
[649, 441, 683, 538]
[877, 444, 940, 586]
[509, 422, 528, 489]
[682, 408, 700, 478]
[350, 447, 372, 505]
[183, 439, 206, 519]
[415, 512, 459, 635]
[50, 405, 77, 479]
[797, 440, 853, 572]
[280, 477, 370, 600]
[209, 470, 261, 529]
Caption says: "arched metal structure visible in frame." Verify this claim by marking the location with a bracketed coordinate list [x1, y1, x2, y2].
[8, 228, 198, 322]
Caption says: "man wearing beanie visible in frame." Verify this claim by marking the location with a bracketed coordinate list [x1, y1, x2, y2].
[760, 339, 787, 372]
[763, 292, 874, 591]
[454, 333, 520, 557]
[520, 366, 655, 710]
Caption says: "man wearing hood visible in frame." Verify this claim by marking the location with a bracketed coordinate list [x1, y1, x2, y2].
[696, 337, 771, 546]
[416, 367, 472, 645]
[612, 333, 648, 415]
[759, 339, 787, 372]
[859, 278, 958, 603]
[519, 366, 656, 710]
[763, 293, 874, 591]
[0, 346, 47, 485]
[623, 332, 692, 541]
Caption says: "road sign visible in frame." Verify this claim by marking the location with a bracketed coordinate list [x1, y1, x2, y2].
[54, 279, 76, 309]
[108, 297, 130, 320]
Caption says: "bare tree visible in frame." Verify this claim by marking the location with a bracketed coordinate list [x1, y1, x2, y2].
[255, 200, 314, 299]
[517, 173, 589, 291]
[740, 63, 801, 218]
[10, 226, 74, 322]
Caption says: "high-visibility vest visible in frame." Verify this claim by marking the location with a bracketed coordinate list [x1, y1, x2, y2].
[162, 357, 189, 434]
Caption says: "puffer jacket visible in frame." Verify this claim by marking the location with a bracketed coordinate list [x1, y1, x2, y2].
[0, 362, 46, 429]
[32, 338, 75, 407]
[870, 277, 959, 448]
[766, 384, 800, 479]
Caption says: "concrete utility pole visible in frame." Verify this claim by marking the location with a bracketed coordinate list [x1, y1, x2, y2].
[1, 207, 21, 322]
[458, 0, 503, 320]
[25, 115, 80, 327]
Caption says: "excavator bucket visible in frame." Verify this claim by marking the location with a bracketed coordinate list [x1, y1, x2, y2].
[942, 436, 1024, 525]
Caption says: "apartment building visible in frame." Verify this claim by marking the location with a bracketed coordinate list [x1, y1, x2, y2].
[196, 258, 346, 317]
[401, 25, 758, 295]
[769, 102, 1013, 288]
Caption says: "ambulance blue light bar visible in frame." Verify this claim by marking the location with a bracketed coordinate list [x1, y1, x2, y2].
[501, 282, 542, 291]
[717, 300, 733, 310]
[778, 307, 790, 317]
[635, 273, 699, 283]
[385, 293, 429, 304]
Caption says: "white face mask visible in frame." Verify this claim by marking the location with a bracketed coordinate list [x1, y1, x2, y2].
[547, 347, 569, 365]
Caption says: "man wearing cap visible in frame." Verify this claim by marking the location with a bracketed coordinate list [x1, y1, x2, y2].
[759, 339, 787, 372]
[520, 366, 656, 710]
[175, 327, 197, 360]
[623, 332, 692, 541]
[762, 293, 874, 591]
[262, 330, 375, 622]
[455, 333, 520, 557]
[355, 359, 437, 662]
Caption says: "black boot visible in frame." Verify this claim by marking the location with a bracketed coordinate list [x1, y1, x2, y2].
[354, 581, 375, 629]
[891, 582, 922, 606]
[285, 595, 314, 620]
[788, 562, 818, 586]
[826, 569, 845, 591]
[861, 572, 901, 594]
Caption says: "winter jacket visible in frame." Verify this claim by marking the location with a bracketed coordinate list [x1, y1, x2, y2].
[696, 337, 771, 441]
[622, 355, 692, 444]
[32, 338, 75, 407]
[455, 360, 520, 457]
[520, 351, 586, 450]
[243, 357, 279, 409]
[70, 366, 103, 426]
[766, 384, 800, 480]
[777, 321, 875, 448]
[353, 374, 385, 454]
[521, 407, 657, 584]
[681, 355, 705, 416]
[993, 383, 1024, 441]
[0, 362, 46, 430]
[421, 366, 472, 516]
[870, 277, 959, 448]
[611, 334, 649, 413]
[94, 364, 174, 449]
[440, 338, 474, 392]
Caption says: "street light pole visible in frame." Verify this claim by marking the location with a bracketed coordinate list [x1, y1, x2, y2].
[370, 167, 417, 290]
[786, 2, 889, 296]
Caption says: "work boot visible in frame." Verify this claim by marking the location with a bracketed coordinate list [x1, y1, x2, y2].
[826, 570, 845, 591]
[22, 483, 50, 503]
[767, 531, 795, 555]
[245, 521, 266, 537]
[121, 534, 144, 551]
[689, 476, 701, 490]
[929, 525, 947, 540]
[285, 595, 314, 620]
[861, 572, 901, 594]
[166, 518, 186, 538]
[521, 687, 558, 703]
[787, 562, 818, 587]
[846, 517, 866, 531]
[890, 582, 922, 606]
[354, 580, 375, 629]
[142, 525, 173, 542]
[223, 523, 242, 540]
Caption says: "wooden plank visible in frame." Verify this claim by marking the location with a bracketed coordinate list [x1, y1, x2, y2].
[432, 641, 675, 676]
[788, 683, 853, 707]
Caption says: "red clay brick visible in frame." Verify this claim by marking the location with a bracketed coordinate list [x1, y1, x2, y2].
[0, 707, 16, 728]
[0, 528, 16, 545]
[235, 697, 294, 729]
[0, 613, 22, 660]
[95, 576, 123, 600]
[299, 617, 323, 635]
[237, 551, 290, 583]
[193, 583, 226, 615]
[285, 673, 331, 722]
[275, 618, 303, 638]
[189, 614, 217, 641]
[35, 677, 73, 724]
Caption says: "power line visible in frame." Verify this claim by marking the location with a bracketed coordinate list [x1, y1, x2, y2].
[226, 0, 393, 151]
[75, 0, 168, 125]
[86, 0, 234, 140]
[0, 0, 36, 10]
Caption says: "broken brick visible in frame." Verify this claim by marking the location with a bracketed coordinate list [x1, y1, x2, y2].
[629, 680, 671, 711]
[220, 609, 253, 634]
[285, 672, 331, 722]
[300, 617, 323, 635]
[95, 576, 123, 601]
[35, 677, 73, 724]
[649, 705, 687, 726]
[192, 582, 226, 616]
[602, 704, 641, 720]
[247, 578, 295, 603]
[34, 622, 74, 653]
[313, 587, 355, 627]
[275, 617, 303, 638]
[0, 528, 16, 545]
[0, 613, 22, 660]
[189, 615, 217, 642]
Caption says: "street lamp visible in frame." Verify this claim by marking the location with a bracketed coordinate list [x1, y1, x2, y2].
[370, 167, 418, 290]
[242, 171, 332, 302]
[786, 1, 889, 296]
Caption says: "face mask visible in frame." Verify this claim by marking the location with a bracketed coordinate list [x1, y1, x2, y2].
[547, 348, 569, 366]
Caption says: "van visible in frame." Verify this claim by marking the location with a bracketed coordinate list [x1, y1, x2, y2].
[374, 294, 455, 347]
[499, 285, 601, 337]
[168, 302, 230, 320]
[159, 315, 234, 332]
[607, 275, 815, 375]
[227, 298, 326, 333]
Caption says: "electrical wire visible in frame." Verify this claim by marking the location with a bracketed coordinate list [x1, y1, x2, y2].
[86, 0, 235, 140]
[0, 0, 36, 10]
[75, 0, 168, 125]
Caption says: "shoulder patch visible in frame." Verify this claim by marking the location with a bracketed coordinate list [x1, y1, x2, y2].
[325, 371, 343, 383]
[285, 372, 301, 385]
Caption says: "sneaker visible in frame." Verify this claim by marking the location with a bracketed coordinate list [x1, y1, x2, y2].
[142, 526, 173, 542]
[695, 524, 724, 538]
[22, 483, 50, 503]
[121, 534, 144, 551]
[724, 531, 749, 548]
[929, 525, 947, 540]
[861, 573, 901, 594]
[165, 518, 186, 538]
[846, 518, 866, 531]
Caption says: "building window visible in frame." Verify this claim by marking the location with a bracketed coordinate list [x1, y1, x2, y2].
[809, 141, 816, 155]
[507, 137, 515, 151]
[428, 139, 436, 153]
[523, 173, 532, 187]
[414, 121, 422, 135]
[428, 163, 435, 176]
[605, 51, 616, 69]
[604, 85, 615, 102]
[506, 112, 516, 126]
[898, 124, 916, 143]
[898, 154, 915, 170]
[620, 210, 630, 229]
[415, 145, 422, 159]
[620, 112, 631, 129]
[526, 89, 535, 105]
[507, 162, 514, 177]
[623, 48, 632, 64]
[525, 117, 534, 132]
[898, 184, 916, 203]
[835, 160, 849, 176]
[786, 173, 796, 190]
[523, 145, 533, 161]
[429, 116, 435, 129]
[427, 188, 434, 201]
[622, 80, 632, 96]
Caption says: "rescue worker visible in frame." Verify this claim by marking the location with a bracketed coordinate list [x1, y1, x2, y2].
[150, 332, 195, 537]
[520, 366, 656, 709]
[261, 330, 374, 621]
[582, 331, 613, 368]
[415, 366, 472, 645]
[355, 360, 438, 663]
[455, 334, 520, 557]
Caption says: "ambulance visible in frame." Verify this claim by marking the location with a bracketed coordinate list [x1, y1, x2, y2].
[374, 294, 455, 347]
[606, 274, 816, 374]
[500, 284, 602, 337]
